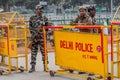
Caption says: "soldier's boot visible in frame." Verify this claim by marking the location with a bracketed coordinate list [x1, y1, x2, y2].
[29, 65, 35, 73]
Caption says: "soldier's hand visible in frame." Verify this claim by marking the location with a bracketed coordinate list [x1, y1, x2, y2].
[37, 26, 42, 32]
[70, 22, 75, 25]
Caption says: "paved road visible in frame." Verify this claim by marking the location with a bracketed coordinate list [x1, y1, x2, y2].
[0, 51, 120, 80]
[0, 52, 85, 80]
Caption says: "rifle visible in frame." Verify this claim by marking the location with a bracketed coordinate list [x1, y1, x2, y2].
[28, 38, 37, 49]
[28, 20, 53, 49]
[28, 26, 42, 49]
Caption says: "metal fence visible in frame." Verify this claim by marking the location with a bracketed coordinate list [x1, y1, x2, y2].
[22, 12, 112, 26]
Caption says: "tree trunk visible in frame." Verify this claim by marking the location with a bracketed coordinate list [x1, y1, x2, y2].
[3, 1, 10, 12]
[108, 0, 111, 12]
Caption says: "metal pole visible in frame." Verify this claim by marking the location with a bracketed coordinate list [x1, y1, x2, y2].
[111, 0, 113, 19]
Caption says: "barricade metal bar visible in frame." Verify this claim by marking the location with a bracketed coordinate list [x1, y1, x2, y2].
[110, 24, 113, 79]
[44, 26, 63, 29]
[6, 25, 11, 73]
[110, 24, 113, 61]
[8, 12, 17, 24]
[111, 22, 120, 25]
[43, 28, 48, 72]
[0, 24, 8, 26]
[24, 24, 28, 71]
[75, 25, 101, 29]
[100, 28, 104, 63]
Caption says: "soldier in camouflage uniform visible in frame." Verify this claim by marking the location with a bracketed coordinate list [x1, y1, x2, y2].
[88, 6, 96, 75]
[29, 5, 49, 73]
[88, 6, 97, 33]
[71, 6, 93, 32]
[70, 6, 93, 74]
[88, 6, 96, 25]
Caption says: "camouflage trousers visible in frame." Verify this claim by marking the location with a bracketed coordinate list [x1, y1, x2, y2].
[30, 33, 45, 66]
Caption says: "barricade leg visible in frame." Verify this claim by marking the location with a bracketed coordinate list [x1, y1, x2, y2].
[43, 28, 49, 72]
[8, 56, 11, 73]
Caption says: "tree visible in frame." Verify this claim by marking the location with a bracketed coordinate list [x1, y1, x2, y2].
[94, 0, 111, 12]
[0, 0, 119, 12]
[14, 0, 25, 6]
[0, 0, 10, 11]
[0, 0, 18, 12]
[47, 0, 62, 5]
[25, 0, 40, 11]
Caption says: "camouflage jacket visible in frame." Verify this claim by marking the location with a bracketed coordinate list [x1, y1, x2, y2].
[29, 15, 48, 40]
[88, 14, 96, 25]
[73, 14, 93, 25]
[71, 14, 93, 32]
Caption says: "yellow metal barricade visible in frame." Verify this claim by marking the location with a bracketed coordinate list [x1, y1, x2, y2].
[0, 12, 28, 74]
[43, 25, 118, 80]
[110, 22, 120, 79]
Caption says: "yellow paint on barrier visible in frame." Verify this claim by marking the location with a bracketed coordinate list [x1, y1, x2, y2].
[62, 25, 75, 28]
[0, 38, 8, 55]
[9, 40, 17, 57]
[0, 38, 17, 57]
[54, 31, 108, 76]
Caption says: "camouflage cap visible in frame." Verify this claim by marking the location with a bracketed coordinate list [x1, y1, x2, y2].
[35, 5, 44, 9]
[79, 6, 86, 11]
[88, 6, 96, 12]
